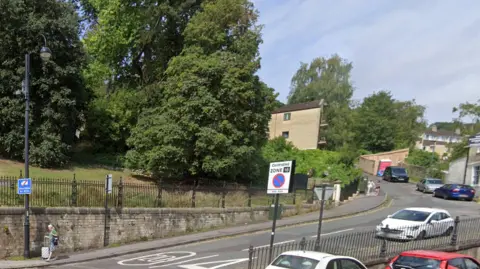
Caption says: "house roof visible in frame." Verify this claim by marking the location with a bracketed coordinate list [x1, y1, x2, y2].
[272, 100, 325, 114]
[424, 129, 461, 137]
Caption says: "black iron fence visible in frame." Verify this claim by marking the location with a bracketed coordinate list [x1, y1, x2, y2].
[0, 175, 353, 208]
[247, 216, 480, 269]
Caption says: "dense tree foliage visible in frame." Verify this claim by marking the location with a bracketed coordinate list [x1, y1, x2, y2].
[0, 0, 90, 167]
[287, 55, 355, 150]
[406, 149, 439, 167]
[353, 91, 426, 153]
[125, 0, 276, 181]
[261, 137, 361, 185]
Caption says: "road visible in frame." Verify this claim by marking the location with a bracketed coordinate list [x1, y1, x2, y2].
[50, 180, 480, 269]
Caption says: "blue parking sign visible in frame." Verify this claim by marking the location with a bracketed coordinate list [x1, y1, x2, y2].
[17, 178, 32, 195]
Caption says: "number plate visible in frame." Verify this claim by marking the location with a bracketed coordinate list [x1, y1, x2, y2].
[459, 194, 468, 198]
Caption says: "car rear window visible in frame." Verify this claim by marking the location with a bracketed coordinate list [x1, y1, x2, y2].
[426, 179, 442, 184]
[457, 184, 473, 189]
[393, 255, 441, 269]
[392, 168, 407, 173]
[271, 254, 320, 269]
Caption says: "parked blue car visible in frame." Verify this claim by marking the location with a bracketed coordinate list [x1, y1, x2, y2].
[432, 184, 476, 201]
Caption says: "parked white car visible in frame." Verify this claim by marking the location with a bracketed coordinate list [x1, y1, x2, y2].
[266, 251, 367, 269]
[375, 207, 454, 240]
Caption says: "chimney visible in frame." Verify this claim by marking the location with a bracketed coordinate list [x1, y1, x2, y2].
[431, 125, 437, 132]
[455, 128, 461, 135]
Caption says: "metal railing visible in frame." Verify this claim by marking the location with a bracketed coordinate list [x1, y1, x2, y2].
[0, 176, 311, 208]
[248, 216, 480, 269]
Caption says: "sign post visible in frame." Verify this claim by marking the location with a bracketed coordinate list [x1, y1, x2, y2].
[104, 174, 112, 246]
[463, 133, 480, 184]
[267, 160, 295, 263]
[313, 184, 334, 250]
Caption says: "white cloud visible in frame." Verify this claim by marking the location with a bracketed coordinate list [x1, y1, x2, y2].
[255, 0, 480, 123]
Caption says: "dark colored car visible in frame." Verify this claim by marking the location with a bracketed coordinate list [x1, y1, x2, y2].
[386, 250, 480, 269]
[382, 166, 409, 183]
[433, 184, 475, 201]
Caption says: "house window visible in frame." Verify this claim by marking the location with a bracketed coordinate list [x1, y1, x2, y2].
[283, 113, 291, 121]
[473, 166, 480, 185]
[282, 131, 289, 139]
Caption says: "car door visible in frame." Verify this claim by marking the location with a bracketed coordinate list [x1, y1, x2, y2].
[464, 258, 480, 269]
[418, 179, 426, 191]
[426, 212, 442, 236]
[325, 258, 366, 269]
[448, 258, 467, 269]
[437, 184, 449, 197]
[384, 167, 391, 181]
[439, 212, 454, 233]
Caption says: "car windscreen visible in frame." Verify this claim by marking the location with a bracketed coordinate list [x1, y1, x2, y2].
[392, 168, 407, 174]
[426, 179, 442, 184]
[391, 210, 431, 222]
[393, 255, 441, 269]
[271, 254, 320, 269]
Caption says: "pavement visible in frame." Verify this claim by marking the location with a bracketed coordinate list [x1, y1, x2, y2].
[3, 178, 480, 269]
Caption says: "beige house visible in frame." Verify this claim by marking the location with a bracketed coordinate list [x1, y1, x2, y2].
[415, 125, 462, 158]
[268, 100, 327, 149]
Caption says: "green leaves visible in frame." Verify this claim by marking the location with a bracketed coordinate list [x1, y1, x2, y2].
[125, 0, 275, 181]
[353, 91, 426, 153]
[0, 0, 90, 167]
[287, 55, 355, 150]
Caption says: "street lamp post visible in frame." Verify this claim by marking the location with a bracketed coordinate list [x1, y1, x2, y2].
[19, 34, 52, 259]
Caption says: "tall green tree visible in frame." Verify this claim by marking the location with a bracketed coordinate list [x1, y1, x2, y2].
[393, 100, 426, 149]
[354, 91, 397, 153]
[453, 99, 480, 134]
[0, 0, 90, 167]
[126, 0, 276, 181]
[287, 55, 355, 150]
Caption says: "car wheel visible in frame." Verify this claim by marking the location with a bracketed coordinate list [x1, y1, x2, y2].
[432, 191, 437, 197]
[405, 180, 409, 183]
[416, 230, 426, 240]
[443, 194, 448, 200]
[416, 185, 419, 191]
[466, 198, 474, 202]
[444, 227, 453, 236]
[422, 188, 427, 193]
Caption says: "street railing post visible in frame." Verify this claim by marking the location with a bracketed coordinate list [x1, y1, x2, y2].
[117, 177, 124, 208]
[71, 173, 77, 207]
[380, 225, 388, 257]
[299, 237, 307, 251]
[450, 216, 460, 246]
[247, 181, 252, 207]
[191, 180, 197, 208]
[221, 181, 226, 208]
[247, 245, 254, 269]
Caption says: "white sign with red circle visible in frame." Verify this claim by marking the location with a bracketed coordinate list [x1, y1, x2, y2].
[267, 161, 294, 194]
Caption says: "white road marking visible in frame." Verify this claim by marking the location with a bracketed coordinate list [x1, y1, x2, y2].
[149, 255, 219, 268]
[118, 251, 197, 266]
[241, 240, 295, 251]
[178, 258, 250, 269]
[311, 228, 354, 238]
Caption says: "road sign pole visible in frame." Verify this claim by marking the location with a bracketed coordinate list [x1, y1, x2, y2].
[23, 53, 31, 259]
[314, 185, 326, 250]
[268, 194, 280, 263]
[462, 146, 470, 185]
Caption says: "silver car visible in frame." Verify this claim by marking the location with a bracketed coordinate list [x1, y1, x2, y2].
[416, 178, 444, 193]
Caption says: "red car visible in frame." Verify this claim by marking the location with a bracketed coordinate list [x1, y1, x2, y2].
[386, 250, 480, 269]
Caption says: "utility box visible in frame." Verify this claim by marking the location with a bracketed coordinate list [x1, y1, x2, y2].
[268, 204, 283, 220]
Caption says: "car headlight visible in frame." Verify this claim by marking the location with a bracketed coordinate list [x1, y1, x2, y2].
[409, 226, 419, 231]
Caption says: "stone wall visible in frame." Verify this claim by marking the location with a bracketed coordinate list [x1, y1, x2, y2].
[0, 204, 316, 259]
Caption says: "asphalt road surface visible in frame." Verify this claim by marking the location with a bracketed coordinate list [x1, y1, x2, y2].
[50, 180, 480, 269]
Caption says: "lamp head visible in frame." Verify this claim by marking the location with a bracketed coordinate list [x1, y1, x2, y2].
[40, 46, 52, 61]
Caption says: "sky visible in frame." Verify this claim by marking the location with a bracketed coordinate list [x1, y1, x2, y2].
[253, 0, 480, 124]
